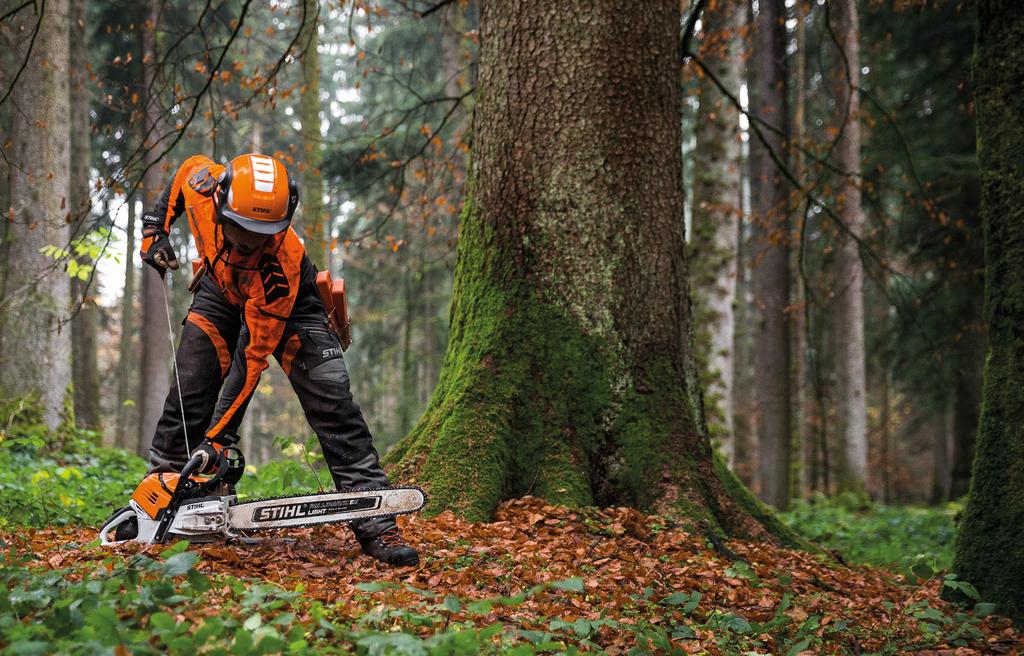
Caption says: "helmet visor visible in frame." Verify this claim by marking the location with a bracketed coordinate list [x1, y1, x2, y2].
[218, 206, 292, 234]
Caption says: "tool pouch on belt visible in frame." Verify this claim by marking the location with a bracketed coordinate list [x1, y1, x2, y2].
[315, 270, 352, 351]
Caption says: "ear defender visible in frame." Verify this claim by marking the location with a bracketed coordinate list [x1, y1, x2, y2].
[285, 174, 300, 223]
[215, 162, 235, 225]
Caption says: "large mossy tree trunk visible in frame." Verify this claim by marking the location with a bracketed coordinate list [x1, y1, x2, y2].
[385, 0, 798, 545]
[949, 0, 1024, 623]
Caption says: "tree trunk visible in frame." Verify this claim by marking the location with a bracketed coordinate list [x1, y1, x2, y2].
[0, 0, 72, 429]
[831, 0, 868, 496]
[384, 0, 799, 545]
[399, 232, 417, 436]
[299, 0, 326, 270]
[690, 0, 744, 465]
[69, 0, 101, 430]
[949, 338, 983, 499]
[879, 368, 891, 504]
[115, 198, 138, 449]
[931, 394, 953, 505]
[137, 0, 170, 456]
[949, 0, 1024, 622]
[792, 0, 811, 499]
[748, 0, 792, 510]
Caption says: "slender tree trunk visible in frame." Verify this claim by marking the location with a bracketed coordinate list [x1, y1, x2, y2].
[299, 0, 326, 270]
[690, 0, 744, 464]
[0, 0, 72, 429]
[137, 0, 170, 456]
[879, 368, 891, 504]
[950, 1, 1024, 621]
[792, 0, 811, 499]
[950, 337, 983, 499]
[399, 233, 416, 436]
[732, 156, 755, 489]
[385, 0, 800, 546]
[115, 199, 138, 449]
[749, 0, 792, 510]
[931, 395, 953, 504]
[831, 0, 868, 496]
[69, 0, 101, 430]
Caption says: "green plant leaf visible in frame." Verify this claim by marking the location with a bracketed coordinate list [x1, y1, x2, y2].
[973, 602, 997, 617]
[786, 638, 813, 656]
[549, 577, 584, 592]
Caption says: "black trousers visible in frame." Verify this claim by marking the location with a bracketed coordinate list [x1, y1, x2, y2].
[148, 269, 395, 541]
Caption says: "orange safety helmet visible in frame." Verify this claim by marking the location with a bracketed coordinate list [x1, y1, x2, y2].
[215, 153, 299, 234]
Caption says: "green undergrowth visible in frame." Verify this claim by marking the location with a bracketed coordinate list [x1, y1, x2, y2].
[0, 413, 347, 529]
[0, 425, 145, 529]
[779, 493, 959, 574]
[0, 539, 700, 656]
[0, 536, 999, 656]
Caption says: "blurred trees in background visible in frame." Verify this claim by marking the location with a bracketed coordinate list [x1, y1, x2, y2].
[0, 0, 72, 430]
[0, 0, 993, 510]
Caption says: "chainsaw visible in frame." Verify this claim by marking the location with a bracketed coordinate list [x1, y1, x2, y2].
[99, 446, 426, 545]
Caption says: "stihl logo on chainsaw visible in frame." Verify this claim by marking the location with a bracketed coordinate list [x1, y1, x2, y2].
[251, 496, 380, 522]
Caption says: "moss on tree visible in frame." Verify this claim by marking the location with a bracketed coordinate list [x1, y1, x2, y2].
[948, 0, 1024, 623]
[385, 0, 809, 551]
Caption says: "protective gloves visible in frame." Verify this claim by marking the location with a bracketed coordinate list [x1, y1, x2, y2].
[192, 434, 241, 474]
[192, 440, 223, 474]
[140, 211, 179, 277]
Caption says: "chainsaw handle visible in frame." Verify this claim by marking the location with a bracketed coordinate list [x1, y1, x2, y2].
[179, 451, 205, 480]
[153, 452, 205, 543]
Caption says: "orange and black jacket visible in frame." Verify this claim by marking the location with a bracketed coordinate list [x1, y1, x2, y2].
[142, 155, 307, 442]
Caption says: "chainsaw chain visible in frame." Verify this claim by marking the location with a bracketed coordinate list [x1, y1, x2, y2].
[223, 484, 428, 532]
[228, 484, 427, 507]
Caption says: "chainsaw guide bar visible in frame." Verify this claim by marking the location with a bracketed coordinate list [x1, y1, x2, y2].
[228, 485, 427, 531]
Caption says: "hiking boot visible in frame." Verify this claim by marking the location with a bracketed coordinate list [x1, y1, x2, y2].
[359, 527, 419, 567]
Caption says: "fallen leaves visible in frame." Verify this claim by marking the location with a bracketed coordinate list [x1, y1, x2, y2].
[5, 496, 1022, 655]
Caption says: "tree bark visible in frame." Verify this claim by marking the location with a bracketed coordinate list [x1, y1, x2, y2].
[831, 0, 868, 496]
[299, 0, 327, 270]
[69, 0, 101, 430]
[748, 0, 792, 509]
[137, 0, 170, 456]
[949, 0, 1024, 622]
[949, 337, 983, 499]
[690, 0, 744, 465]
[792, 0, 811, 499]
[115, 198, 138, 449]
[0, 0, 73, 429]
[930, 394, 953, 504]
[385, 0, 799, 546]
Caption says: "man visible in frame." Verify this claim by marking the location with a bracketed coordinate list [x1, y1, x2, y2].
[136, 152, 418, 566]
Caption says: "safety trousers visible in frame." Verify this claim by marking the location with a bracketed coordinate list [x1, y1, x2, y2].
[147, 272, 396, 541]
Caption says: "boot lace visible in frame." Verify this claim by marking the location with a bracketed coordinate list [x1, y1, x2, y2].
[376, 528, 406, 548]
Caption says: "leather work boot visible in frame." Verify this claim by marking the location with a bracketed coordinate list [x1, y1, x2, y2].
[359, 527, 420, 567]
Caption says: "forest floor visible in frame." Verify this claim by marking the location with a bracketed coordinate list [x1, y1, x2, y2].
[4, 496, 1021, 655]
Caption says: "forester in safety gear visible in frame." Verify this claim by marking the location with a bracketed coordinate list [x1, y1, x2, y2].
[137, 153, 418, 567]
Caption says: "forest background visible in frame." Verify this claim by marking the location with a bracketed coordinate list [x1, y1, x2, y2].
[1, 0, 984, 503]
[1, 0, 1022, 653]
